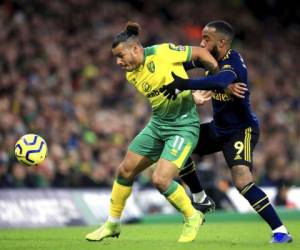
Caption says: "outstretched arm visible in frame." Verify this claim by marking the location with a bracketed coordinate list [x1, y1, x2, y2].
[164, 70, 236, 91]
[183, 60, 204, 71]
[181, 70, 236, 90]
[160, 71, 247, 100]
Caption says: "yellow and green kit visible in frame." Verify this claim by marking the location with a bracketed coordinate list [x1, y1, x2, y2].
[127, 43, 200, 169]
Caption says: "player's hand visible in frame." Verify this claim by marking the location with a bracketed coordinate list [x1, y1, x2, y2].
[227, 82, 248, 98]
[159, 72, 187, 100]
[192, 90, 212, 105]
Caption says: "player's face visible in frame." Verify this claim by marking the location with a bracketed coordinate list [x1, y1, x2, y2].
[112, 42, 141, 72]
[200, 27, 220, 59]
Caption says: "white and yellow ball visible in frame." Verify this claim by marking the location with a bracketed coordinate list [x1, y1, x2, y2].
[15, 134, 48, 166]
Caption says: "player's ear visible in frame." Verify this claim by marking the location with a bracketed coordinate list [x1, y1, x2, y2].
[218, 39, 226, 49]
[132, 43, 139, 55]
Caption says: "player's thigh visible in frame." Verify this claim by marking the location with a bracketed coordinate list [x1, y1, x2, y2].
[193, 122, 222, 156]
[128, 123, 164, 163]
[118, 150, 154, 179]
[161, 127, 199, 170]
[222, 127, 259, 170]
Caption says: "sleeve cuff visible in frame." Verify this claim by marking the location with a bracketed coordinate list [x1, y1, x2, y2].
[186, 46, 192, 62]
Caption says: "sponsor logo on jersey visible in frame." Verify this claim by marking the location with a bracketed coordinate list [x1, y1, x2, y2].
[145, 77, 165, 98]
[147, 61, 155, 73]
[212, 91, 233, 101]
[142, 82, 152, 92]
[146, 90, 160, 98]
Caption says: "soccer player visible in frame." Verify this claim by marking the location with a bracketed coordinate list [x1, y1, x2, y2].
[85, 22, 219, 243]
[160, 20, 292, 244]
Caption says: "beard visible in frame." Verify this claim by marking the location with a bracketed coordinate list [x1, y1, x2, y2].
[211, 45, 220, 59]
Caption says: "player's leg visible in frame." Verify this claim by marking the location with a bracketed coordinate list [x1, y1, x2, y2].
[155, 128, 204, 243]
[86, 124, 161, 242]
[109, 151, 154, 223]
[223, 127, 292, 243]
[179, 122, 221, 213]
[86, 151, 153, 241]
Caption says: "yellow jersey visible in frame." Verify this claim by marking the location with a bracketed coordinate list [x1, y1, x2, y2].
[126, 43, 199, 125]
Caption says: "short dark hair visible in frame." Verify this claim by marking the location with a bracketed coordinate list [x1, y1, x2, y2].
[112, 22, 141, 48]
[206, 20, 234, 41]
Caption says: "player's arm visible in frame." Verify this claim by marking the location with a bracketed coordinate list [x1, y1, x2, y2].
[192, 90, 212, 105]
[175, 69, 248, 97]
[160, 71, 247, 99]
[190, 47, 218, 74]
[172, 70, 236, 90]
[183, 60, 204, 71]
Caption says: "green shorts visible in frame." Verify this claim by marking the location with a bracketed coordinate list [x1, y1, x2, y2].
[128, 119, 199, 169]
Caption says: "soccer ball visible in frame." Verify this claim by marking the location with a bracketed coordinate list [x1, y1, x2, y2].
[15, 134, 48, 166]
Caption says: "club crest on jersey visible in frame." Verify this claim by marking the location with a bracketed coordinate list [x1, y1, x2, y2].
[222, 64, 233, 70]
[147, 61, 155, 73]
[142, 82, 152, 92]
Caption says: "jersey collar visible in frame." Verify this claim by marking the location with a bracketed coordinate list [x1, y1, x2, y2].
[220, 49, 232, 61]
[135, 46, 157, 72]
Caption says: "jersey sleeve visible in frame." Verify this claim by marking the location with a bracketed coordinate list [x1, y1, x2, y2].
[183, 60, 204, 71]
[157, 43, 192, 64]
[219, 61, 237, 79]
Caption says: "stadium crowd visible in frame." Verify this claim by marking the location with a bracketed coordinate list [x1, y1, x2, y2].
[0, 0, 299, 206]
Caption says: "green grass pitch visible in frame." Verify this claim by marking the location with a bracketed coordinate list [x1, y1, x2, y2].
[0, 221, 298, 250]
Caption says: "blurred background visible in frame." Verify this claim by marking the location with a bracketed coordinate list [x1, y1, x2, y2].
[0, 0, 299, 227]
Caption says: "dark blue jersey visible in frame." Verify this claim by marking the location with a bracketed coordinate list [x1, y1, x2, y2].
[184, 49, 259, 136]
